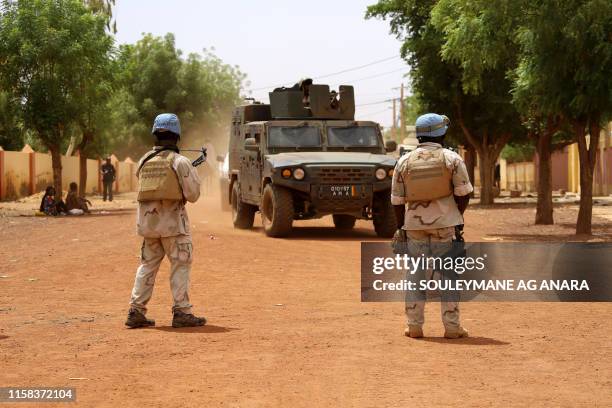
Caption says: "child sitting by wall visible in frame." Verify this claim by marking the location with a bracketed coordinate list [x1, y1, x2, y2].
[39, 186, 68, 216]
[65, 182, 92, 215]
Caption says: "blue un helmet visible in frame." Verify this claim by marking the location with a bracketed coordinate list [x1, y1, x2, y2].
[152, 113, 181, 139]
[415, 113, 450, 138]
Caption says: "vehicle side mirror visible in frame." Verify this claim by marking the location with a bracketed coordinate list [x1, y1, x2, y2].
[244, 137, 259, 151]
[385, 140, 397, 153]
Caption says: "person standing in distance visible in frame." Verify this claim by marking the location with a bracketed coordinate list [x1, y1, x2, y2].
[391, 113, 473, 339]
[125, 113, 206, 328]
[101, 157, 116, 201]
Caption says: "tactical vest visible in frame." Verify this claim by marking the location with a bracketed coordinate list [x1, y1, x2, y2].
[402, 148, 452, 202]
[137, 151, 183, 202]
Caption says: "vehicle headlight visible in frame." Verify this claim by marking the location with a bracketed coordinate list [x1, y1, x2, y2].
[281, 169, 291, 178]
[293, 168, 305, 180]
[388, 168, 394, 177]
[375, 168, 387, 180]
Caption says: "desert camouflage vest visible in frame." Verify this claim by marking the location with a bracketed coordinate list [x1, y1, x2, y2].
[137, 151, 183, 202]
[402, 147, 452, 202]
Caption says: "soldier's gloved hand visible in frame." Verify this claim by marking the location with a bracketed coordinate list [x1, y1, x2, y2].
[391, 229, 409, 254]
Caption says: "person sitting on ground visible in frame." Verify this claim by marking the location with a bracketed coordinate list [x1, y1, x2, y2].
[39, 186, 68, 216]
[65, 182, 91, 214]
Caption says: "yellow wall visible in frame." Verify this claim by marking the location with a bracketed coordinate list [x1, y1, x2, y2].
[499, 159, 508, 190]
[116, 161, 133, 192]
[61, 155, 80, 192]
[473, 160, 536, 192]
[2, 150, 30, 200]
[506, 162, 536, 192]
[34, 153, 53, 192]
[1, 150, 137, 200]
[566, 125, 612, 194]
[86, 159, 99, 194]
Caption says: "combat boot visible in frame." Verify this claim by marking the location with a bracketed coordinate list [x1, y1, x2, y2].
[444, 326, 469, 339]
[404, 325, 424, 338]
[125, 308, 155, 329]
[172, 311, 207, 328]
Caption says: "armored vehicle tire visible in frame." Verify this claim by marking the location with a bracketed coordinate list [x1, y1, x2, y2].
[261, 184, 294, 237]
[373, 193, 396, 238]
[332, 214, 356, 230]
[232, 182, 256, 229]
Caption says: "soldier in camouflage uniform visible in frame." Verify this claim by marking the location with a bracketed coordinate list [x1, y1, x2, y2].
[391, 113, 473, 339]
[125, 113, 207, 329]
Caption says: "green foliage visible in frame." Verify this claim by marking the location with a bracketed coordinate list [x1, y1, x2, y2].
[366, 0, 524, 145]
[402, 94, 420, 126]
[0, 0, 111, 150]
[431, 0, 522, 95]
[367, 0, 524, 204]
[111, 35, 245, 158]
[0, 89, 24, 150]
[501, 142, 534, 164]
[84, 0, 115, 32]
[513, 0, 612, 123]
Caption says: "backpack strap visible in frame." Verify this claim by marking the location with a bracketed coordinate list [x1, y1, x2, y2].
[136, 146, 177, 176]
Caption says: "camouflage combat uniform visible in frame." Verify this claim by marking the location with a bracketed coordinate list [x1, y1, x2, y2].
[391, 142, 473, 331]
[129, 149, 201, 315]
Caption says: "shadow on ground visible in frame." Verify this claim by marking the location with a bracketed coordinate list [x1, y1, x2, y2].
[150, 325, 238, 334]
[419, 336, 510, 346]
[247, 226, 387, 242]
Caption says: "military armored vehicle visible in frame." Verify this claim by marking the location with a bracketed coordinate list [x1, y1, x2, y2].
[226, 80, 397, 237]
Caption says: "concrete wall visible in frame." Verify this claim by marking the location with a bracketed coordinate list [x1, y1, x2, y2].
[551, 149, 569, 191]
[61, 155, 80, 192]
[1, 150, 30, 200]
[116, 160, 134, 193]
[467, 122, 612, 195]
[34, 152, 53, 193]
[86, 159, 99, 194]
[0, 147, 137, 201]
[506, 162, 536, 192]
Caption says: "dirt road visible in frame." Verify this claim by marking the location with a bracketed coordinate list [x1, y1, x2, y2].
[1, 196, 611, 407]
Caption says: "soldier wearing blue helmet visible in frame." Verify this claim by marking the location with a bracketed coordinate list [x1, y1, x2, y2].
[126, 113, 207, 329]
[391, 113, 473, 339]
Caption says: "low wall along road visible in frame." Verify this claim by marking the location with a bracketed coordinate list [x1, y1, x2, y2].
[0, 145, 137, 200]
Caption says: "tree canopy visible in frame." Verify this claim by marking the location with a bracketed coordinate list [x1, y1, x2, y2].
[111, 35, 245, 158]
[0, 0, 114, 193]
[0, 0, 246, 196]
[366, 0, 524, 204]
[367, 0, 612, 232]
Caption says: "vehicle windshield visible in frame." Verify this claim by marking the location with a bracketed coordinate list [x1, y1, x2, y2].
[268, 126, 321, 148]
[327, 126, 380, 147]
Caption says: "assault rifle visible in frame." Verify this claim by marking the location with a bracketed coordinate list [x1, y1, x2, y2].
[181, 147, 208, 167]
[454, 224, 465, 242]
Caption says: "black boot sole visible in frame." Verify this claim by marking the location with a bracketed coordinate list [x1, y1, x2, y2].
[172, 319, 207, 328]
[125, 321, 155, 329]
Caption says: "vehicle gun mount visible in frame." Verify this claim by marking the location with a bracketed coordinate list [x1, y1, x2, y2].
[269, 79, 355, 120]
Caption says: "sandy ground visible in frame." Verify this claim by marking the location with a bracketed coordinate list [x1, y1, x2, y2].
[0, 193, 611, 407]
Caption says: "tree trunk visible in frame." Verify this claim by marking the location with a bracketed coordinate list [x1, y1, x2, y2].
[49, 145, 63, 197]
[464, 144, 476, 190]
[77, 130, 94, 197]
[575, 119, 600, 235]
[79, 153, 87, 197]
[478, 149, 497, 205]
[535, 130, 554, 224]
[454, 103, 510, 205]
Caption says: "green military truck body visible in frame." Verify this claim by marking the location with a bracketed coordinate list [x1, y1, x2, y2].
[227, 82, 397, 237]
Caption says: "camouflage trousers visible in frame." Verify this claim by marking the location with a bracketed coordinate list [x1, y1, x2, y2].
[130, 235, 193, 315]
[404, 227, 460, 330]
